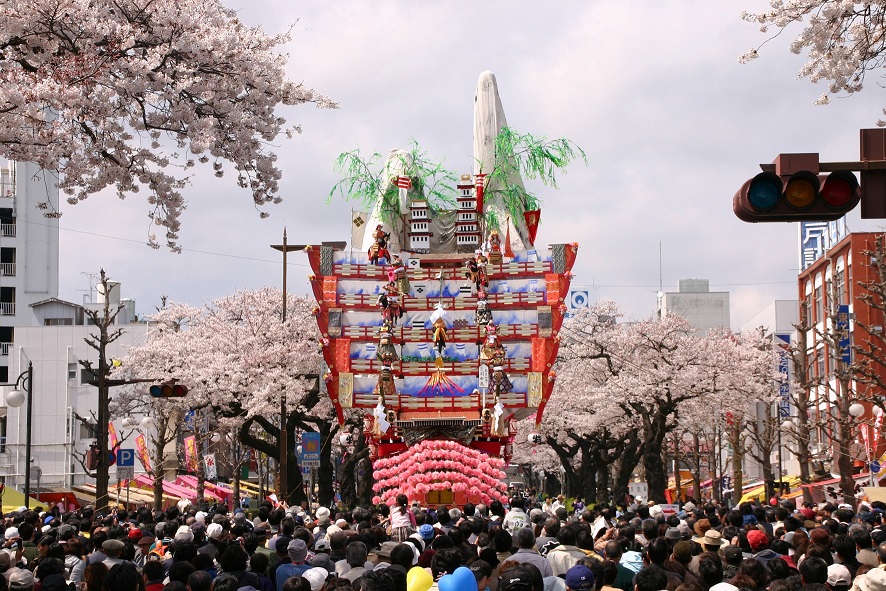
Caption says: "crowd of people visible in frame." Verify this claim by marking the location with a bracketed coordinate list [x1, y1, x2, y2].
[0, 492, 884, 591]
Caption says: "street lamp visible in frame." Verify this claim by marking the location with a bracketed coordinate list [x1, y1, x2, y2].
[5, 362, 32, 509]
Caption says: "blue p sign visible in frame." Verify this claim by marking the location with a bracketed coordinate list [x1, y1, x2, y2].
[117, 448, 135, 467]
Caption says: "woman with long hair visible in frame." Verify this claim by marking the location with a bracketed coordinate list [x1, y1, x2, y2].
[388, 494, 416, 542]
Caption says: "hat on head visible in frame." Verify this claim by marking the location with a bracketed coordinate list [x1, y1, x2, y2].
[677, 523, 692, 539]
[8, 569, 34, 590]
[253, 527, 267, 538]
[694, 519, 711, 538]
[419, 524, 435, 541]
[649, 505, 663, 518]
[3, 527, 18, 540]
[710, 584, 739, 591]
[174, 525, 194, 543]
[699, 530, 725, 548]
[334, 519, 348, 528]
[828, 564, 852, 588]
[137, 535, 155, 547]
[301, 568, 328, 591]
[315, 507, 330, 522]
[206, 523, 223, 540]
[683, 502, 696, 512]
[856, 568, 886, 591]
[665, 527, 681, 541]
[723, 545, 743, 565]
[128, 528, 142, 541]
[810, 528, 830, 545]
[376, 541, 398, 559]
[314, 537, 330, 552]
[800, 508, 816, 520]
[325, 524, 341, 536]
[194, 511, 206, 523]
[747, 529, 769, 552]
[102, 539, 125, 553]
[469, 560, 492, 581]
[565, 564, 595, 591]
[287, 538, 308, 562]
[499, 566, 534, 591]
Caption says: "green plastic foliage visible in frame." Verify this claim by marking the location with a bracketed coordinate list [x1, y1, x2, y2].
[328, 140, 458, 223]
[483, 127, 586, 227]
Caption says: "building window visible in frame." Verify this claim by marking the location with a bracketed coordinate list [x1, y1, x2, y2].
[79, 422, 97, 440]
[814, 284, 823, 321]
[80, 368, 97, 384]
[68, 362, 77, 380]
[0, 415, 6, 453]
[44, 318, 73, 326]
[817, 350, 826, 378]
[835, 268, 845, 304]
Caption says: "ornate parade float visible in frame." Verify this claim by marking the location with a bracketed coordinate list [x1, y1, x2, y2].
[305, 72, 580, 506]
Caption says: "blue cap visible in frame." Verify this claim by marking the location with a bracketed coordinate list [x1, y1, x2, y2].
[418, 524, 435, 540]
[565, 564, 594, 590]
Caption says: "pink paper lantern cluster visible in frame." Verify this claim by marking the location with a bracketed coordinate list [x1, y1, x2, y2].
[371, 439, 508, 506]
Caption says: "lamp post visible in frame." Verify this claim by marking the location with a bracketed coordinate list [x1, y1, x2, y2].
[5, 362, 32, 508]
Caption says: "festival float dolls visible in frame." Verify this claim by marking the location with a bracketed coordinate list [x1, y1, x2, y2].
[390, 254, 410, 296]
[376, 322, 399, 364]
[380, 282, 404, 325]
[432, 317, 448, 357]
[475, 289, 493, 326]
[480, 322, 512, 394]
[368, 224, 390, 265]
[464, 258, 480, 292]
[475, 250, 489, 289]
[487, 230, 502, 265]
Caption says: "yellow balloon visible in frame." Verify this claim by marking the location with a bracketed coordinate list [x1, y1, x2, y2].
[406, 566, 433, 591]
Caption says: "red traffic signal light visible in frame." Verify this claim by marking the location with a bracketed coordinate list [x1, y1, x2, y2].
[149, 382, 188, 398]
[734, 170, 860, 222]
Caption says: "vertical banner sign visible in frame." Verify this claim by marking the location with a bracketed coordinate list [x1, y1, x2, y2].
[183, 435, 199, 472]
[775, 333, 792, 419]
[837, 304, 851, 364]
[108, 422, 120, 451]
[135, 434, 152, 472]
[204, 454, 217, 480]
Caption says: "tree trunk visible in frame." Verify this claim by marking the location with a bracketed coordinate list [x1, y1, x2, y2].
[574, 447, 595, 500]
[612, 434, 642, 504]
[836, 390, 857, 505]
[355, 457, 374, 505]
[153, 436, 165, 511]
[596, 462, 610, 505]
[317, 422, 334, 506]
[691, 433, 702, 502]
[729, 426, 744, 507]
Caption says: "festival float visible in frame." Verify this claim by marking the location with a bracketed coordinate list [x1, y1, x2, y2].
[304, 72, 580, 506]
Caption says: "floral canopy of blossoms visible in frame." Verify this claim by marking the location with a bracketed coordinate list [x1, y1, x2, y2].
[372, 439, 508, 506]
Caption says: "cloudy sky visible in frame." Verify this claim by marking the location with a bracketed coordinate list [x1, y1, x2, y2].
[54, 0, 886, 329]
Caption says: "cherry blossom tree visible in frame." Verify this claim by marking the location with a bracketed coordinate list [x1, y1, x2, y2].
[123, 288, 332, 505]
[117, 302, 202, 509]
[0, 0, 337, 250]
[739, 2, 886, 123]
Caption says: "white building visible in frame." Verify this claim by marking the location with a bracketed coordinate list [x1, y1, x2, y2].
[0, 159, 60, 384]
[0, 286, 148, 492]
[740, 300, 801, 482]
[657, 279, 730, 335]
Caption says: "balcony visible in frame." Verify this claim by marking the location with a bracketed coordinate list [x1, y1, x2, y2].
[0, 264, 14, 277]
[0, 303, 14, 316]
[0, 224, 14, 238]
[0, 343, 10, 356]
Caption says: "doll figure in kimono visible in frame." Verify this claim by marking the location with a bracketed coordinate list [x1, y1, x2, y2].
[487, 230, 502, 265]
[464, 258, 480, 292]
[368, 225, 390, 265]
[475, 289, 493, 326]
[381, 282, 404, 325]
[376, 322, 399, 364]
[475, 250, 489, 289]
[390, 254, 410, 296]
[432, 317, 448, 357]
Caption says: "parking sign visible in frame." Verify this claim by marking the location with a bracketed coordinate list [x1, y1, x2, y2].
[117, 448, 134, 467]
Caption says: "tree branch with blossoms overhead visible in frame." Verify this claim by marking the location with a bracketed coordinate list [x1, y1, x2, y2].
[0, 0, 337, 251]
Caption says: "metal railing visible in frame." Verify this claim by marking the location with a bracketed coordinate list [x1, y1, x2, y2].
[0, 224, 15, 238]
[0, 343, 11, 356]
[0, 263, 15, 277]
[0, 303, 15, 316]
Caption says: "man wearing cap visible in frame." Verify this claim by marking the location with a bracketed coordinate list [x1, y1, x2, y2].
[102, 539, 126, 569]
[498, 565, 535, 591]
[300, 567, 328, 591]
[274, 539, 310, 591]
[566, 564, 595, 591]
[747, 530, 779, 566]
[253, 527, 279, 571]
[470, 559, 493, 591]
[7, 569, 34, 591]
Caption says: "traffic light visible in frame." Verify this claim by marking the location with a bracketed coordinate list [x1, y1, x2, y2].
[734, 169, 860, 222]
[149, 382, 188, 398]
